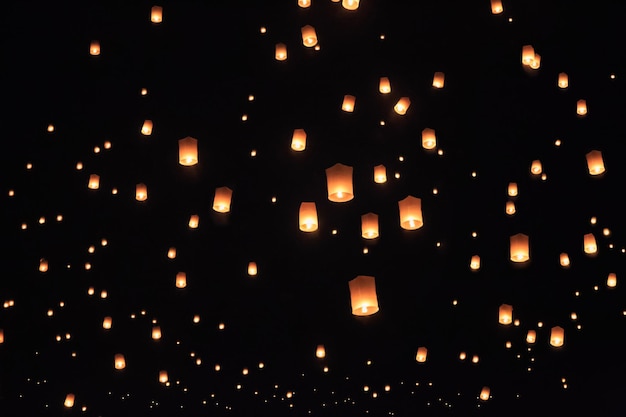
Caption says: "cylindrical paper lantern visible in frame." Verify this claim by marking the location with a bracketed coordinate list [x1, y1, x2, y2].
[432, 72, 445, 88]
[510, 233, 529, 262]
[316, 344, 326, 358]
[415, 347, 428, 363]
[114, 354, 126, 369]
[159, 370, 169, 383]
[583, 233, 597, 254]
[64, 393, 75, 408]
[141, 120, 153, 135]
[151, 6, 163, 23]
[490, 0, 503, 14]
[379, 77, 391, 94]
[299, 202, 318, 232]
[342, 95, 356, 112]
[550, 326, 564, 347]
[361, 213, 379, 239]
[176, 272, 187, 288]
[499, 304, 513, 324]
[291, 129, 307, 151]
[507, 182, 518, 197]
[247, 262, 258, 276]
[301, 25, 318, 47]
[135, 183, 148, 201]
[526, 330, 536, 344]
[342, 0, 360, 10]
[470, 255, 480, 270]
[152, 326, 162, 340]
[179, 137, 198, 166]
[167, 247, 176, 259]
[521, 45, 535, 66]
[398, 196, 423, 230]
[505, 201, 516, 215]
[326, 163, 354, 202]
[102, 316, 112, 329]
[213, 187, 233, 213]
[88, 174, 100, 189]
[558, 72, 568, 88]
[374, 165, 387, 183]
[348, 275, 379, 316]
[422, 128, 437, 150]
[90, 40, 100, 56]
[577, 99, 587, 115]
[586, 150, 605, 175]
[39, 258, 49, 272]
[607, 273, 617, 288]
[530, 160, 542, 175]
[393, 97, 411, 115]
[275, 43, 287, 61]
[480, 386, 490, 401]
[298, 0, 311, 8]
[559, 253, 570, 267]
[188, 214, 199, 229]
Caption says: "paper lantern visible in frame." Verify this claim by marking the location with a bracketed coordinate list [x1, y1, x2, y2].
[558, 72, 568, 88]
[141, 120, 153, 135]
[559, 252, 570, 267]
[341, 95, 356, 112]
[379, 77, 391, 94]
[422, 128, 437, 150]
[393, 97, 411, 115]
[432, 72, 445, 88]
[373, 165, 387, 183]
[188, 214, 199, 229]
[586, 150, 605, 175]
[167, 247, 176, 259]
[361, 213, 379, 239]
[607, 273, 617, 288]
[159, 370, 169, 383]
[90, 40, 100, 56]
[348, 275, 379, 316]
[530, 160, 542, 175]
[291, 129, 307, 151]
[247, 262, 258, 276]
[342, 0, 360, 10]
[316, 344, 326, 358]
[480, 386, 491, 401]
[151, 6, 163, 23]
[507, 182, 518, 197]
[298, 0, 311, 8]
[490, 0, 503, 14]
[577, 99, 587, 115]
[529, 53, 541, 69]
[275, 43, 287, 61]
[470, 255, 480, 270]
[326, 163, 354, 202]
[499, 304, 513, 324]
[102, 316, 112, 330]
[550, 326, 564, 347]
[88, 174, 100, 189]
[114, 354, 126, 369]
[301, 25, 318, 47]
[415, 347, 428, 363]
[39, 258, 49, 272]
[176, 272, 187, 288]
[0, 329, 3, 344]
[213, 187, 233, 213]
[299, 202, 318, 232]
[505, 201, 516, 215]
[526, 330, 537, 344]
[135, 183, 148, 201]
[64, 393, 75, 408]
[178, 137, 198, 166]
[398, 196, 423, 230]
[583, 233, 597, 254]
[152, 326, 162, 340]
[521, 45, 535, 66]
[510, 233, 529, 262]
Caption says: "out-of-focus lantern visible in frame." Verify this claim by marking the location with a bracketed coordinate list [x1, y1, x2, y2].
[510, 233, 529, 262]
[490, 0, 503, 14]
[432, 72, 445, 88]
[151, 6, 163, 23]
[316, 344, 326, 358]
[301, 25, 318, 47]
[374, 165, 387, 183]
[526, 330, 537, 344]
[178, 137, 198, 166]
[135, 183, 148, 201]
[88, 174, 100, 190]
[64, 393, 75, 408]
[213, 187, 233, 213]
[0, 329, 3, 344]
[379, 77, 391, 94]
[586, 150, 605, 175]
[505, 201, 516, 215]
[176, 272, 187, 288]
[521, 45, 535, 66]
[348, 275, 379, 316]
[90, 40, 100, 56]
[529, 53, 541, 69]
[550, 326, 564, 347]
[326, 163, 354, 202]
[275, 43, 287, 61]
[247, 262, 258, 276]
[583, 233, 597, 254]
[159, 370, 169, 383]
[152, 326, 162, 340]
[422, 128, 437, 150]
[393, 97, 411, 115]
[188, 214, 199, 229]
[342, 0, 360, 10]
[342, 95, 356, 112]
[291, 129, 307, 151]
[141, 120, 153, 136]
[530, 160, 542, 175]
[415, 347, 428, 363]
[607, 273, 617, 288]
[114, 354, 126, 369]
[559, 253, 570, 267]
[499, 304, 513, 325]
[361, 213, 379, 239]
[102, 317, 112, 329]
[398, 196, 423, 230]
[39, 258, 49, 272]
[298, 0, 311, 8]
[470, 255, 481, 270]
[480, 386, 490, 401]
[299, 202, 318, 232]
[558, 72, 568, 88]
[507, 182, 518, 197]
[167, 247, 176, 259]
[576, 99, 587, 115]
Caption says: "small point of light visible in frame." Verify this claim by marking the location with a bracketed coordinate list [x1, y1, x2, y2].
[471, 171, 477, 178]
[250, 149, 257, 157]
[555, 139, 562, 146]
[241, 114, 248, 121]
[260, 27, 267, 34]
[248, 95, 255, 101]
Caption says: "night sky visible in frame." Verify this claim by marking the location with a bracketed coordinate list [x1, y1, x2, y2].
[2, 1, 626, 416]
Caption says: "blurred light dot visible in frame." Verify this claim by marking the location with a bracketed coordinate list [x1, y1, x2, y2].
[363, 247, 369, 254]
[603, 228, 611, 236]
[260, 27, 267, 33]
[241, 114, 248, 121]
[250, 149, 257, 157]
[471, 171, 477, 178]
[8, 190, 15, 197]
[56, 215, 63, 221]
[26, 163, 33, 170]
[76, 162, 83, 170]
[94, 146, 101, 153]
[555, 139, 562, 146]
[394, 172, 400, 179]
[248, 95, 255, 101]
[141, 88, 148, 95]
[104, 141, 112, 149]
[590, 216, 597, 225]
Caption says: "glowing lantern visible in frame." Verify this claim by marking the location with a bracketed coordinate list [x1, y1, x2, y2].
[135, 183, 148, 201]
[529, 53, 541, 69]
[490, 0, 503, 14]
[530, 160, 542, 175]
[39, 258, 49, 272]
[159, 370, 168, 383]
[342, 95, 356, 112]
[393, 97, 411, 115]
[586, 150, 605, 175]
[102, 317, 112, 329]
[577, 99, 587, 115]
[151, 6, 163, 23]
[299, 202, 318, 232]
[470, 255, 481, 270]
[114, 354, 126, 369]
[64, 393, 75, 408]
[374, 165, 387, 183]
[291, 129, 307, 151]
[141, 120, 153, 135]
[0, 329, 4, 344]
[558, 72, 568, 88]
[499, 304, 513, 325]
[298, 0, 311, 8]
[342, 0, 360, 10]
[151, 326, 162, 340]
[188, 214, 199, 229]
[510, 233, 529, 262]
[275, 43, 287, 61]
[213, 187, 233, 213]
[301, 25, 318, 47]
[432, 72, 445, 88]
[507, 182, 518, 197]
[326, 163, 354, 202]
[379, 77, 391, 94]
[398, 196, 423, 230]
[247, 262, 258, 276]
[550, 326, 564, 347]
[422, 128, 437, 150]
[88, 174, 100, 190]
[167, 247, 176, 259]
[526, 330, 536, 344]
[176, 272, 187, 288]
[361, 213, 379, 239]
[607, 273, 617, 288]
[90, 40, 100, 56]
[505, 201, 516, 215]
[583, 233, 597, 254]
[559, 253, 570, 267]
[348, 275, 379, 316]
[178, 137, 198, 166]
[479, 386, 490, 401]
[521, 45, 535, 66]
[316, 344, 326, 358]
[415, 347, 428, 363]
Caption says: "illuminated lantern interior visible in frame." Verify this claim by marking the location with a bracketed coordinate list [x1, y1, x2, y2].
[291, 129, 307, 151]
[299, 202, 318, 232]
[432, 71, 445, 88]
[213, 187, 233, 213]
[498, 304, 513, 324]
[558, 72, 569, 88]
[301, 25, 318, 47]
[326, 163, 354, 202]
[178, 137, 198, 166]
[275, 43, 287, 61]
[415, 347, 428, 363]
[342, 95, 356, 112]
[585, 150, 605, 175]
[373, 165, 387, 183]
[379, 77, 391, 94]
[550, 326, 564, 347]
[421, 128, 437, 150]
[583, 233, 597, 254]
[393, 97, 411, 115]
[510, 233, 530, 262]
[151, 6, 163, 23]
[348, 275, 379, 316]
[90, 40, 100, 55]
[114, 354, 126, 369]
[398, 196, 423, 230]
[361, 213, 379, 239]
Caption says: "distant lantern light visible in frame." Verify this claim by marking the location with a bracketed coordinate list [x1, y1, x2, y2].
[298, 0, 311, 8]
[421, 128, 437, 150]
[135, 183, 148, 201]
[361, 213, 379, 239]
[550, 326, 564, 347]
[114, 354, 126, 369]
[521, 45, 535, 66]
[64, 393, 75, 408]
[275, 43, 287, 61]
[102, 317, 112, 330]
[480, 386, 491, 401]
[559, 253, 570, 267]
[607, 273, 617, 288]
[530, 160, 542, 175]
[558, 72, 569, 88]
[141, 120, 153, 135]
[39, 258, 49, 272]
[291, 129, 307, 151]
[577, 99, 587, 115]
[88, 174, 100, 190]
[415, 347, 428, 363]
[159, 370, 168, 383]
[490, 0, 503, 14]
[167, 247, 176, 259]
[398, 196, 423, 230]
[188, 214, 199, 229]
[510, 233, 530, 262]
[393, 97, 411, 115]
[348, 275, 379, 316]
[529, 53, 541, 69]
[178, 137, 198, 166]
[499, 304, 513, 325]
[583, 233, 597, 254]
[90, 40, 100, 56]
[586, 150, 605, 175]
[526, 330, 537, 344]
[316, 344, 326, 358]
[432, 72, 445, 88]
[247, 262, 258, 276]
[152, 326, 162, 340]
[379, 77, 391, 94]
[342, 95, 356, 112]
[508, 182, 518, 197]
[470, 255, 481, 270]
[326, 163, 354, 202]
[176, 272, 187, 288]
[374, 165, 387, 183]
[301, 25, 318, 47]
[505, 200, 516, 215]
[151, 6, 163, 23]
[299, 202, 319, 232]
[342, 0, 360, 10]
[0, 329, 4, 344]
[213, 187, 233, 213]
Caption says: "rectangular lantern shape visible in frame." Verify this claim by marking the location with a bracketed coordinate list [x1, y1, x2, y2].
[526, 330, 537, 344]
[507, 182, 518, 196]
[558, 72, 568, 88]
[88, 174, 100, 189]
[176, 272, 187, 288]
[550, 326, 564, 347]
[607, 273, 617, 288]
[577, 99, 587, 115]
[342, 0, 360, 10]
[415, 347, 428, 362]
[299, 202, 318, 232]
[349, 275, 379, 316]
[39, 258, 49, 272]
[432, 72, 445, 88]
[151, 6, 163, 23]
[316, 344, 326, 358]
[179, 137, 198, 166]
[586, 150, 605, 175]
[102, 316, 112, 329]
[398, 196, 423, 230]
[499, 304, 513, 324]
[470, 255, 480, 270]
[560, 252, 570, 267]
[480, 386, 490, 401]
[90, 40, 100, 56]
[114, 354, 126, 369]
[491, 0, 503, 14]
[521, 45, 535, 66]
[394, 97, 411, 115]
[152, 326, 162, 340]
[583, 233, 597, 254]
[167, 247, 176, 259]
[64, 393, 75, 408]
[379, 77, 391, 94]
[530, 160, 542, 175]
[361, 213, 379, 239]
[247, 262, 258, 276]
[275, 43, 287, 61]
[188, 214, 199, 229]
[422, 128, 437, 150]
[291, 129, 307, 151]
[213, 187, 233, 213]
[510, 233, 529, 262]
[342, 95, 356, 112]
[141, 120, 153, 135]
[159, 370, 169, 383]
[298, 0, 311, 8]
[374, 165, 387, 183]
[505, 201, 516, 215]
[301, 25, 318, 47]
[136, 183, 148, 201]
[326, 163, 354, 202]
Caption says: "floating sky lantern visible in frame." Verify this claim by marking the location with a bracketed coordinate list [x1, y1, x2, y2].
[607, 273, 617, 288]
[88, 174, 100, 190]
[432, 72, 445, 88]
[342, 95, 356, 112]
[558, 72, 569, 88]
[102, 317, 112, 329]
[114, 354, 126, 369]
[299, 202, 318, 232]
[550, 326, 564, 347]
[178, 137, 198, 166]
[213, 187, 233, 213]
[470, 255, 480, 270]
[530, 160, 542, 175]
[490, 0, 503, 14]
[526, 330, 537, 344]
[316, 344, 326, 358]
[577, 99, 587, 115]
[326, 163, 354, 202]
[275, 43, 287, 61]
[176, 272, 187, 288]
[247, 262, 258, 276]
[0, 329, 3, 344]
[135, 183, 148, 201]
[499, 304, 513, 324]
[39, 258, 49, 272]
[64, 393, 75, 408]
[559, 253, 570, 267]
[298, 0, 311, 8]
[505, 201, 516, 215]
[379, 77, 391, 94]
[479, 386, 491, 401]
[167, 247, 176, 259]
[373, 165, 387, 183]
[507, 182, 518, 197]
[141, 120, 153, 135]
[361, 213, 379, 239]
[291, 129, 307, 151]
[348, 275, 379, 316]
[510, 233, 529, 262]
[583, 233, 597, 254]
[151, 6, 163, 23]
[89, 40, 100, 56]
[159, 370, 169, 383]
[342, 0, 360, 10]
[394, 97, 411, 115]
[521, 45, 535, 66]
[415, 347, 428, 363]
[586, 150, 605, 175]
[398, 196, 423, 230]
[301, 25, 318, 47]
[188, 215, 199, 229]
[422, 128, 437, 150]
[152, 326, 162, 340]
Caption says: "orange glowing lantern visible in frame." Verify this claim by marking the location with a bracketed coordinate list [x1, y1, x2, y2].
[291, 129, 307, 151]
[361, 213, 379, 239]
[39, 258, 49, 272]
[583, 233, 597, 254]
[559, 253, 570, 267]
[421, 128, 437, 150]
[470, 255, 481, 270]
[530, 160, 542, 175]
[188, 214, 199, 229]
[275, 43, 287, 61]
[490, 0, 503, 14]
[298, 0, 311, 8]
[178, 136, 198, 166]
[507, 182, 518, 197]
[102, 317, 112, 330]
[176, 272, 187, 288]
[316, 344, 326, 358]
[90, 40, 100, 56]
[394, 97, 411, 115]
[342, 0, 360, 10]
[152, 326, 162, 340]
[607, 273, 617, 288]
[499, 304, 513, 324]
[88, 174, 100, 190]
[521, 45, 535, 66]
[301, 25, 318, 47]
[348, 275, 379, 316]
[379, 77, 391, 94]
[398, 196, 423, 230]
[374, 165, 387, 183]
[510, 233, 529, 262]
[299, 202, 318, 232]
[415, 347, 428, 363]
[577, 99, 587, 115]
[64, 393, 75, 408]
[550, 326, 564, 347]
[529, 53, 541, 69]
[159, 370, 169, 383]
[114, 354, 126, 369]
[505, 201, 516, 215]
[326, 163, 354, 202]
[167, 247, 176, 259]
[526, 330, 537, 344]
[151, 6, 163, 23]
[247, 262, 258, 276]
[0, 329, 3, 344]
[342, 95, 356, 112]
[432, 72, 445, 88]
[586, 150, 605, 175]
[480, 386, 491, 401]
[213, 187, 233, 213]
[558, 72, 568, 88]
[135, 183, 148, 201]
[141, 120, 153, 135]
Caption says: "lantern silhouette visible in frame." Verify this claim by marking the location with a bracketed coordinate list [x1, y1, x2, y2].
[178, 137, 198, 166]
[361, 213, 379, 239]
[64, 393, 75, 408]
[291, 129, 307, 151]
[490, 0, 503, 14]
[577, 99, 587, 115]
[316, 344, 326, 358]
[499, 304, 513, 324]
[348, 275, 379, 316]
[480, 386, 491, 401]
[213, 187, 233, 213]
[607, 273, 617, 288]
[298, 0, 311, 8]
[550, 326, 564, 347]
[152, 326, 162, 340]
[374, 165, 387, 183]
[342, 0, 360, 10]
[188, 214, 199, 229]
[114, 354, 126, 369]
[39, 258, 49, 272]
[88, 174, 100, 189]
[141, 120, 153, 135]
[432, 72, 445, 88]
[326, 163, 354, 202]
[583, 233, 597, 254]
[379, 77, 391, 94]
[176, 272, 187, 288]
[90, 40, 100, 56]
[415, 347, 428, 363]
[151, 6, 163, 23]
[342, 95, 356, 112]
[586, 150, 605, 175]
[159, 370, 169, 383]
[558, 72, 568, 88]
[470, 255, 480, 270]
[505, 201, 516, 215]
[559, 253, 570, 267]
[135, 183, 148, 201]
[526, 330, 537, 344]
[422, 128, 437, 150]
[299, 202, 318, 232]
[398, 196, 423, 230]
[530, 160, 542, 175]
[102, 316, 112, 329]
[394, 97, 411, 115]
[247, 262, 258, 276]
[301, 25, 318, 47]
[510, 233, 529, 262]
[167, 247, 176, 259]
[507, 182, 518, 197]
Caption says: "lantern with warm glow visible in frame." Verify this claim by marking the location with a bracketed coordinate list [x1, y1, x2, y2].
[480, 386, 490, 401]
[393, 97, 411, 115]
[188, 214, 199, 229]
[326, 163, 354, 202]
[361, 213, 379, 239]
[159, 370, 169, 383]
[586, 150, 605, 175]
[64, 393, 75, 408]
[432, 72, 445, 88]
[583, 233, 597, 254]
[607, 273, 617, 288]
[577, 99, 587, 115]
[510, 233, 529, 262]
[176, 272, 187, 288]
[316, 344, 326, 358]
[90, 40, 100, 56]
[422, 128, 437, 150]
[526, 330, 536, 344]
[499, 304, 513, 325]
[151, 6, 163, 23]
[348, 275, 379, 316]
[88, 174, 100, 189]
[529, 53, 541, 69]
[39, 258, 49, 272]
[558, 72, 568, 88]
[301, 25, 318, 47]
[521, 45, 535, 66]
[291, 129, 307, 151]
[247, 262, 258, 276]
[530, 160, 542, 175]
[141, 120, 153, 135]
[114, 354, 126, 369]
[398, 196, 423, 230]
[275, 43, 287, 61]
[178, 136, 198, 166]
[415, 347, 428, 363]
[0, 329, 3, 344]
[374, 165, 387, 183]
[505, 201, 516, 215]
[559, 253, 570, 267]
[102, 317, 112, 329]
[470, 255, 480, 270]
[342, 0, 360, 10]
[550, 326, 564, 347]
[299, 202, 318, 232]
[342, 95, 356, 112]
[152, 326, 162, 340]
[213, 187, 233, 213]
[135, 183, 148, 201]
[507, 182, 518, 197]
[379, 77, 391, 94]
[167, 247, 176, 259]
[490, 0, 503, 14]
[298, 0, 311, 8]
